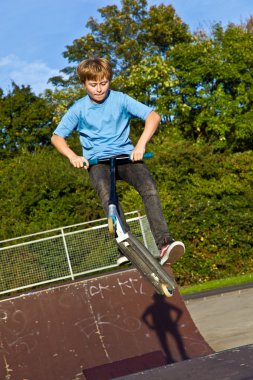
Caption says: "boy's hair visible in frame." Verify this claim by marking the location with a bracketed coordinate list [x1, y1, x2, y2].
[77, 57, 113, 83]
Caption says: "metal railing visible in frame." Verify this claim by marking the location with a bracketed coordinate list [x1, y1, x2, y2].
[0, 211, 159, 296]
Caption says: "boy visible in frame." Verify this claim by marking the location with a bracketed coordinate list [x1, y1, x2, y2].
[51, 57, 185, 266]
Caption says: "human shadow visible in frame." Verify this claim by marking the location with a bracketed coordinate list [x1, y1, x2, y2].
[141, 293, 189, 364]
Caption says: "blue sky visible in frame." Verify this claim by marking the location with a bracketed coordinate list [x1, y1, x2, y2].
[1, 0, 252, 95]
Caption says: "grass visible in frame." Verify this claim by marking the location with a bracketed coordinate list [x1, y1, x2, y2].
[179, 273, 253, 295]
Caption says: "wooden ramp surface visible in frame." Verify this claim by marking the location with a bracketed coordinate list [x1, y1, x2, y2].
[0, 267, 214, 380]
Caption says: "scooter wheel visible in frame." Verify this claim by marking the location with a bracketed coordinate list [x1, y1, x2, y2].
[161, 283, 173, 297]
[108, 217, 115, 235]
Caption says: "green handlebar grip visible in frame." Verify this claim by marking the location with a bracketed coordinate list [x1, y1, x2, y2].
[143, 152, 154, 159]
[88, 158, 99, 165]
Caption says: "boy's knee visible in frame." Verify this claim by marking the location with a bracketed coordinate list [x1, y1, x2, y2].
[139, 183, 158, 197]
[97, 185, 110, 201]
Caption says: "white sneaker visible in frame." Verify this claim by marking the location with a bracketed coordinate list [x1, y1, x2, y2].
[160, 240, 185, 266]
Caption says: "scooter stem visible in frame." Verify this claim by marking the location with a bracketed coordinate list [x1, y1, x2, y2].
[109, 157, 117, 206]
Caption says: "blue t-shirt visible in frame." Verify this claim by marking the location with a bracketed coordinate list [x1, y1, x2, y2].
[53, 90, 153, 160]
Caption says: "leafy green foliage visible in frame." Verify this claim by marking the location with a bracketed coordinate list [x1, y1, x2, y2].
[50, 0, 191, 86]
[147, 137, 253, 285]
[170, 23, 253, 151]
[0, 83, 56, 156]
[0, 147, 103, 239]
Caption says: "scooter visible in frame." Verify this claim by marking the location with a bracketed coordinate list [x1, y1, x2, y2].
[88, 153, 176, 297]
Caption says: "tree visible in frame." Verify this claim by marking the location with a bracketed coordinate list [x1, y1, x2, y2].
[169, 23, 253, 151]
[49, 0, 191, 87]
[0, 83, 56, 155]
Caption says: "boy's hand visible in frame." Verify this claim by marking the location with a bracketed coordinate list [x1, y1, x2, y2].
[130, 146, 145, 161]
[69, 155, 89, 169]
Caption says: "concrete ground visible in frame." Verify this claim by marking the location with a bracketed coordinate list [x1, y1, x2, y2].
[185, 286, 253, 352]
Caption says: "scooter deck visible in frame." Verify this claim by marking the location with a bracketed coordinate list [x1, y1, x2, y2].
[117, 231, 176, 297]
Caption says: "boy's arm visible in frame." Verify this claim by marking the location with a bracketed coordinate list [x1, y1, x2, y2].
[51, 134, 89, 169]
[131, 110, 161, 161]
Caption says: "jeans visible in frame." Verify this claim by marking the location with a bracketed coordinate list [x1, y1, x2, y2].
[88, 161, 172, 249]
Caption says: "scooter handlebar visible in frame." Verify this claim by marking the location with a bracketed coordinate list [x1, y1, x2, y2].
[87, 152, 154, 166]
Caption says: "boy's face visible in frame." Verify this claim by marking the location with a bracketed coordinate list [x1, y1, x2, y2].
[83, 76, 110, 103]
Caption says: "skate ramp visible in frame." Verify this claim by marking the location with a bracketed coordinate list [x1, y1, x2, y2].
[0, 267, 213, 380]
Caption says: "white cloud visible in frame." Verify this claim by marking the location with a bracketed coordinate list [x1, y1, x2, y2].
[0, 54, 60, 95]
